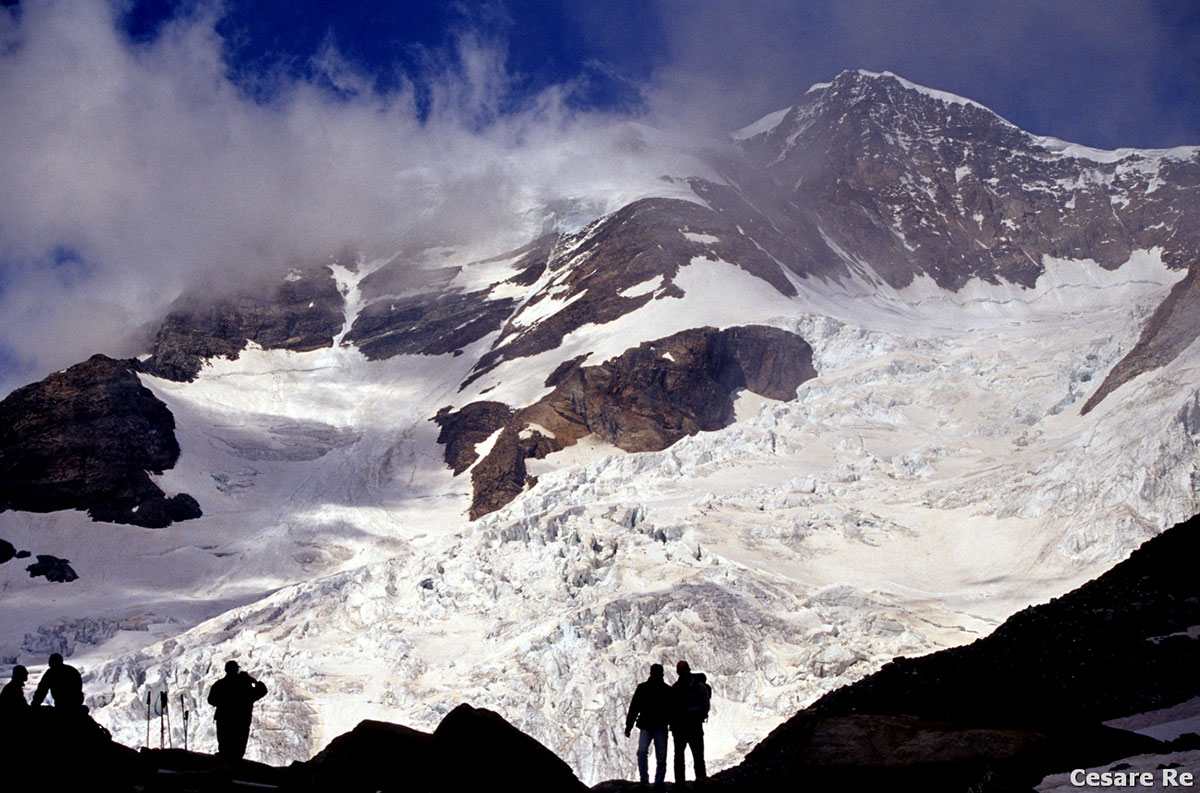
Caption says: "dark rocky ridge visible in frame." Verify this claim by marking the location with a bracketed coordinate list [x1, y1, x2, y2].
[346, 288, 518, 360]
[0, 355, 200, 527]
[25, 553, 79, 583]
[342, 240, 548, 361]
[438, 325, 817, 519]
[139, 267, 344, 382]
[460, 198, 802, 387]
[711, 511, 1200, 791]
[1082, 258, 1200, 414]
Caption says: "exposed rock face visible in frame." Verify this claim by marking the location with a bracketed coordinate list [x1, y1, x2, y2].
[439, 325, 816, 519]
[348, 289, 518, 360]
[0, 538, 14, 564]
[139, 267, 344, 381]
[0, 355, 201, 527]
[463, 199, 799, 386]
[344, 242, 554, 361]
[738, 69, 1200, 289]
[1082, 259, 1200, 414]
[433, 402, 514, 475]
[26, 554, 78, 583]
[716, 511, 1200, 791]
[708, 712, 1162, 793]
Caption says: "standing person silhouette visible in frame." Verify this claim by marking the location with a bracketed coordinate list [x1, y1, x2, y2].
[624, 663, 672, 789]
[207, 661, 267, 761]
[30, 653, 84, 712]
[671, 660, 708, 786]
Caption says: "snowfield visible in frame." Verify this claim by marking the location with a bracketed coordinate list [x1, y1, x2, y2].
[2, 246, 1199, 784]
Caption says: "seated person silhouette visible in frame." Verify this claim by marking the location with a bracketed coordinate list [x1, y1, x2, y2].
[30, 654, 84, 712]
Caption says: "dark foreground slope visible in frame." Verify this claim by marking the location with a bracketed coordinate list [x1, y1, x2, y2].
[709, 513, 1200, 792]
[7, 515, 1198, 792]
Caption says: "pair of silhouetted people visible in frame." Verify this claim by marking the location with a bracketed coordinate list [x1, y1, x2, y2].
[208, 660, 268, 761]
[626, 660, 711, 788]
[2, 654, 84, 715]
[625, 663, 672, 788]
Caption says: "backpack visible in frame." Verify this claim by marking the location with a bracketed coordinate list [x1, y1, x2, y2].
[695, 674, 712, 721]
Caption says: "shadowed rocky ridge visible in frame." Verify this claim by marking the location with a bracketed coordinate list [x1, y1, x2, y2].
[708, 512, 1200, 792]
[437, 325, 817, 519]
[0, 355, 200, 528]
[1082, 258, 1200, 414]
[138, 267, 345, 382]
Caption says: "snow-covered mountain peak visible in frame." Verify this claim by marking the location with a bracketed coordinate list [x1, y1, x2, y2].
[3, 69, 1200, 787]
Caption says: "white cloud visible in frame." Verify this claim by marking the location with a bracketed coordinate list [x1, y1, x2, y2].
[0, 0, 712, 395]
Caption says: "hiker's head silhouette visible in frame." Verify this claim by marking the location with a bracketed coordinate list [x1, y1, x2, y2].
[48, 653, 63, 668]
[650, 663, 664, 679]
[11, 665, 27, 683]
[676, 660, 690, 675]
[225, 660, 240, 675]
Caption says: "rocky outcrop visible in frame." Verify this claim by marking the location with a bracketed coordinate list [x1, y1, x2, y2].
[438, 325, 817, 519]
[1082, 259, 1200, 414]
[344, 239, 555, 361]
[707, 712, 1163, 793]
[0, 538, 14, 564]
[297, 705, 587, 793]
[301, 719, 435, 792]
[139, 267, 344, 381]
[462, 198, 799, 386]
[26, 554, 78, 583]
[433, 402, 514, 475]
[347, 289, 518, 360]
[0, 354, 201, 527]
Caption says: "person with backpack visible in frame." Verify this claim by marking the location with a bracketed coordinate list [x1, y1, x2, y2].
[207, 660, 267, 761]
[670, 660, 709, 786]
[625, 663, 672, 789]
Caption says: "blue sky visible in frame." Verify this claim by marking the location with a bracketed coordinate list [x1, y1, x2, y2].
[0, 0, 1197, 394]
[115, 0, 1200, 148]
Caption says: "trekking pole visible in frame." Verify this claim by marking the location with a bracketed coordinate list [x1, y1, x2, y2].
[182, 695, 189, 752]
[146, 692, 152, 749]
[165, 693, 173, 748]
[160, 691, 167, 749]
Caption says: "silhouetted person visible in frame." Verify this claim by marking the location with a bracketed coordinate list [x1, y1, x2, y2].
[0, 665, 29, 714]
[671, 660, 709, 786]
[208, 660, 267, 761]
[30, 653, 84, 712]
[625, 663, 672, 788]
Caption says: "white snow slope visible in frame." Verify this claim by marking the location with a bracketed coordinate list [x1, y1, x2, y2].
[2, 238, 1199, 785]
